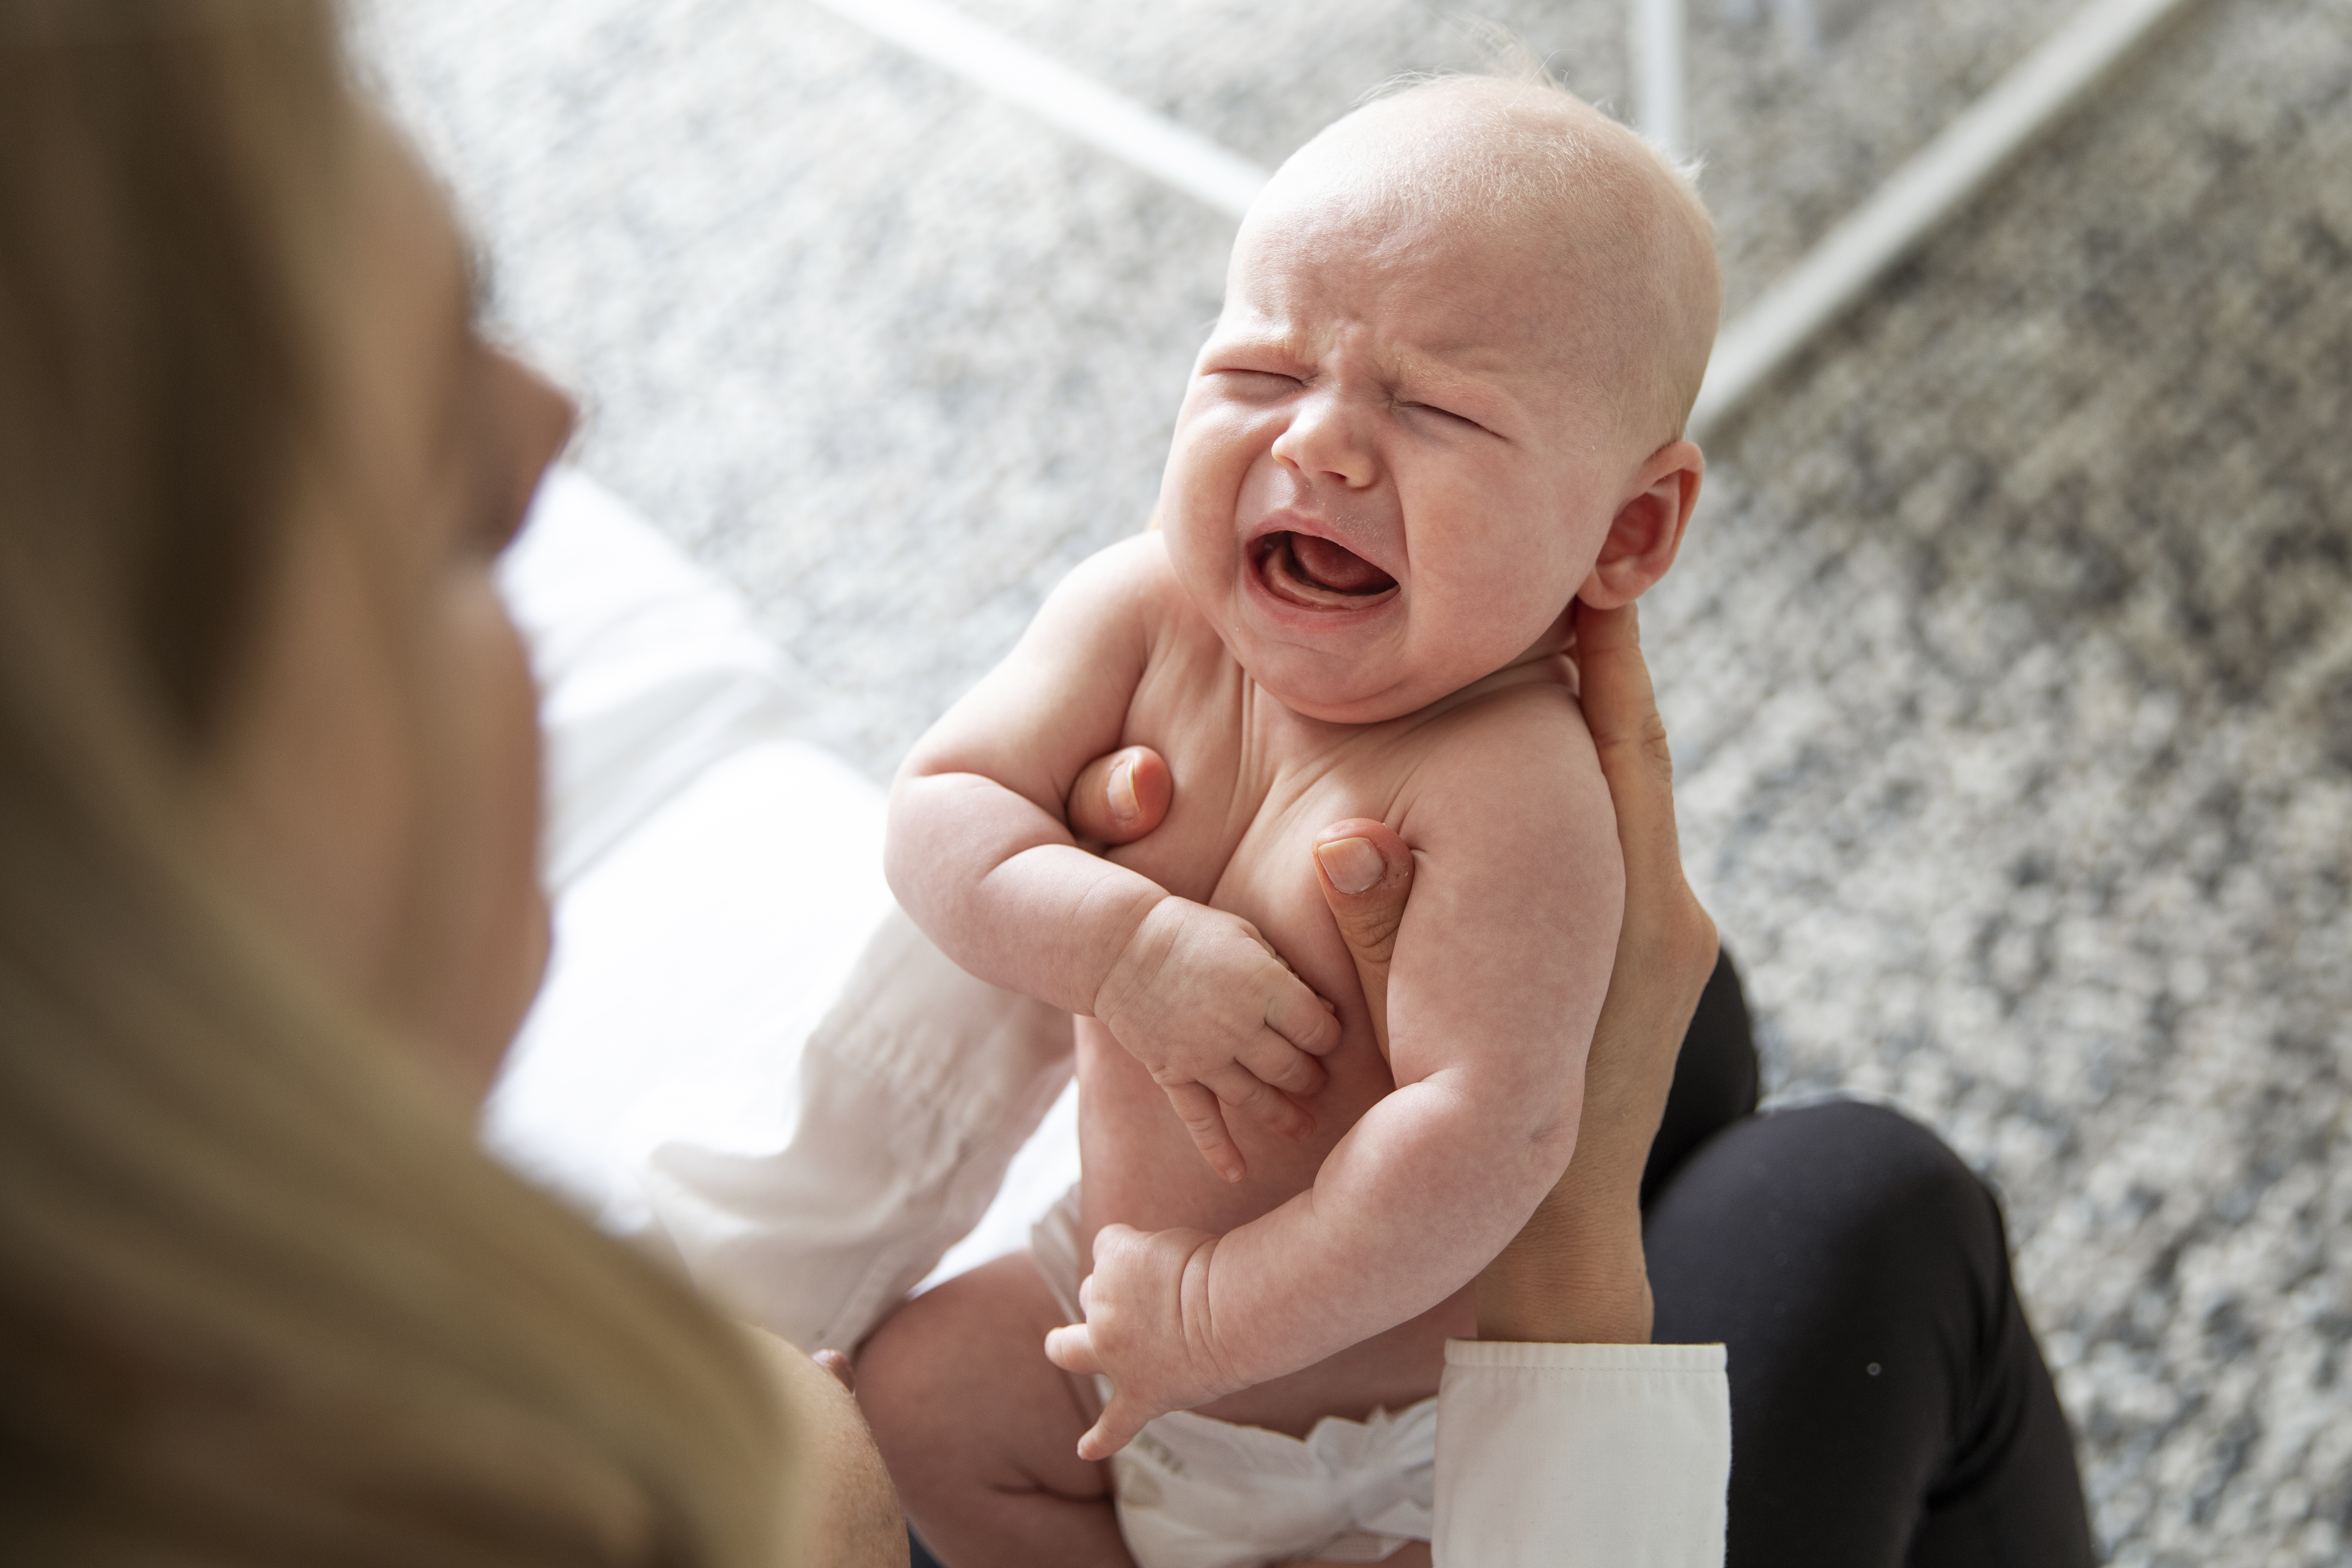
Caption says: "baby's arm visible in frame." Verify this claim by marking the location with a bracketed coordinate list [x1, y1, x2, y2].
[888, 536, 1340, 1180]
[1046, 696, 1624, 1457]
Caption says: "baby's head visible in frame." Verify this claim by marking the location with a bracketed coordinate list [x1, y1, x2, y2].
[1160, 76, 1721, 723]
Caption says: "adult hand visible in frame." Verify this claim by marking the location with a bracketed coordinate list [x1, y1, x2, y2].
[1310, 601, 1717, 1345]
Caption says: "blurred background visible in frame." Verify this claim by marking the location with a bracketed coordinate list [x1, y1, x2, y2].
[353, 1, 2349, 1560]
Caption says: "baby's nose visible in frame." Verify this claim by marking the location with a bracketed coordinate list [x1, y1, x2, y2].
[1272, 392, 1379, 489]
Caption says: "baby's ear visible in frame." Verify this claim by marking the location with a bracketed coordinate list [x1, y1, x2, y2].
[1578, 440, 1703, 610]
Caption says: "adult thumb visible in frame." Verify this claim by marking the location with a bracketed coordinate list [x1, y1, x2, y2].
[1311, 820, 1415, 1057]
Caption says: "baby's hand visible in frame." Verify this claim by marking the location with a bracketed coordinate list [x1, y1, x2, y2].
[1093, 898, 1341, 1181]
[1043, 1223, 1241, 1460]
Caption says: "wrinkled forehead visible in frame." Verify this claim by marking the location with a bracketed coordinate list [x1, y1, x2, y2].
[1223, 164, 1638, 382]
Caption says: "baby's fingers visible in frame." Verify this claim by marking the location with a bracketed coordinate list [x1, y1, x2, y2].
[1161, 1079, 1247, 1182]
[1044, 1321, 1100, 1377]
[1235, 1029, 1330, 1102]
[1200, 1062, 1315, 1143]
[1075, 1392, 1154, 1462]
[1264, 974, 1343, 1057]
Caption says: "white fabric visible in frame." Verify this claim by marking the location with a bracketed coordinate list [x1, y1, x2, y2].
[481, 734, 897, 1242]
[640, 904, 1070, 1349]
[488, 465, 1732, 1555]
[496, 465, 810, 891]
[489, 467, 1079, 1345]
[1032, 1186, 1435, 1568]
[1116, 1406, 1438, 1568]
[926, 1072, 1082, 1291]
[1435, 1341, 1731, 1568]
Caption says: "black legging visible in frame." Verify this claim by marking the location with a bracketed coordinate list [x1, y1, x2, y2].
[913, 953, 2097, 1568]
[1643, 952, 2096, 1567]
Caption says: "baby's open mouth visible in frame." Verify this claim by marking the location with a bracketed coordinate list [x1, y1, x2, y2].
[1254, 531, 1398, 608]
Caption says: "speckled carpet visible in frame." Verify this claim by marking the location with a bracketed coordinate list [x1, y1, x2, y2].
[356, 2, 2352, 1560]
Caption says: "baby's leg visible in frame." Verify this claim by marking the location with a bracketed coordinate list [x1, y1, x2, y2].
[858, 1252, 1133, 1567]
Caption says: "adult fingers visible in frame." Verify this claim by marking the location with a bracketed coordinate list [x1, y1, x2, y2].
[1199, 1062, 1315, 1143]
[1575, 605, 1682, 889]
[1067, 745, 1173, 846]
[1310, 820, 1416, 1058]
[1161, 1080, 1246, 1182]
[1574, 600, 1717, 1103]
[1576, 600, 1717, 1014]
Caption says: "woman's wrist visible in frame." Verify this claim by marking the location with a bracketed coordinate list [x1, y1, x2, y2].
[1474, 1170, 1654, 1345]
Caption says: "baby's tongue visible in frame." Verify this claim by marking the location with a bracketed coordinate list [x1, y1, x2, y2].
[1289, 532, 1394, 594]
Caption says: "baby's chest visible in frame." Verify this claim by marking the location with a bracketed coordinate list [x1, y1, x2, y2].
[1111, 794, 1377, 1062]
[1103, 670, 1406, 1017]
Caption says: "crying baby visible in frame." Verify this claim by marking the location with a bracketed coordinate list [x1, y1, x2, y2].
[866, 73, 1720, 1568]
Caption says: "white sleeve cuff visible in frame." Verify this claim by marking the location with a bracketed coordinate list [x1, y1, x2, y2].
[1434, 1340, 1729, 1568]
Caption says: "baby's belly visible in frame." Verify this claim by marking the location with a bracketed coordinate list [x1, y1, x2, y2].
[1072, 1016, 1476, 1436]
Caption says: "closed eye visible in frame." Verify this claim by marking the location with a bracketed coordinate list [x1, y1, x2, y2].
[1399, 400, 1496, 437]
[1207, 367, 1306, 400]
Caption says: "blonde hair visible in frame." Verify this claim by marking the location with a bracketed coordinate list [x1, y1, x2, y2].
[0, 4, 788, 1561]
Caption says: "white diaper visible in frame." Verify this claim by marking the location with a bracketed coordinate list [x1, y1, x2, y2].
[1031, 1186, 1436, 1568]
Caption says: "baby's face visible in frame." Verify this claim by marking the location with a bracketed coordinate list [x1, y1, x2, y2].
[1161, 191, 1643, 725]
